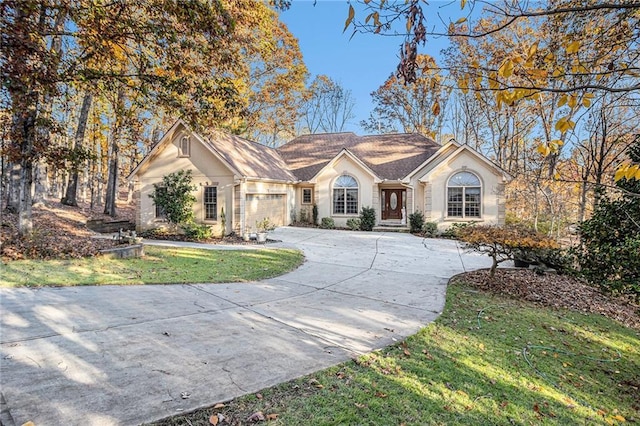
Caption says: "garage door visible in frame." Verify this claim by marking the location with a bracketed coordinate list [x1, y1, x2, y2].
[245, 194, 286, 230]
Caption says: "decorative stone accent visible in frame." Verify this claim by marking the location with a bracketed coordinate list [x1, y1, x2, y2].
[87, 219, 136, 233]
[99, 244, 144, 259]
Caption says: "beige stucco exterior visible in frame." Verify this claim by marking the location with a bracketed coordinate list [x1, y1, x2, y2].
[130, 121, 508, 235]
[408, 145, 507, 230]
[133, 125, 237, 236]
[312, 153, 378, 228]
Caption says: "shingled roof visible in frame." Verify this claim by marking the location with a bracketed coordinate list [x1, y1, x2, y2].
[277, 132, 441, 181]
[204, 131, 297, 181]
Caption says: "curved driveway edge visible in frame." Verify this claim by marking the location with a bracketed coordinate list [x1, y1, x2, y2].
[0, 228, 491, 426]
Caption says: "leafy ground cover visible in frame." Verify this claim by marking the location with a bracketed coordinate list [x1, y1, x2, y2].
[149, 274, 639, 426]
[1, 200, 124, 260]
[0, 246, 303, 287]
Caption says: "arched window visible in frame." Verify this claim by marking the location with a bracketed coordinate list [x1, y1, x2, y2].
[333, 175, 358, 215]
[447, 171, 481, 218]
[178, 135, 190, 157]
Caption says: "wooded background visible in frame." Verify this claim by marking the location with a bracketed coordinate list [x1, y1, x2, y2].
[2, 0, 639, 238]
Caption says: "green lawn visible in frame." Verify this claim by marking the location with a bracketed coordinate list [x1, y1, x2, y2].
[0, 246, 304, 287]
[150, 283, 640, 426]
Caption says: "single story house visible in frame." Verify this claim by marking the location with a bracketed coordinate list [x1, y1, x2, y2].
[128, 119, 509, 235]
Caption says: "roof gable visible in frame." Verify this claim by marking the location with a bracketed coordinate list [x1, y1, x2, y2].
[311, 148, 382, 183]
[128, 119, 240, 180]
[278, 132, 440, 181]
[129, 120, 296, 183]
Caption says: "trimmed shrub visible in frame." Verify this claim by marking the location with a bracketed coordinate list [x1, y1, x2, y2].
[441, 222, 473, 239]
[408, 211, 424, 233]
[320, 217, 335, 229]
[299, 207, 309, 224]
[312, 204, 319, 226]
[346, 218, 361, 231]
[422, 221, 438, 237]
[359, 206, 376, 231]
[180, 222, 213, 240]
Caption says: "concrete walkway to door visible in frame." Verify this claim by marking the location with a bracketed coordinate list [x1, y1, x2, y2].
[0, 227, 492, 426]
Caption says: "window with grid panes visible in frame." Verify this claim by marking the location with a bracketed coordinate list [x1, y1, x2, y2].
[204, 186, 217, 220]
[447, 171, 481, 218]
[155, 187, 167, 219]
[302, 188, 312, 204]
[333, 175, 358, 215]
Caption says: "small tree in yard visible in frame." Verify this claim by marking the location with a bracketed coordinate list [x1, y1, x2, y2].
[460, 225, 559, 278]
[149, 170, 197, 229]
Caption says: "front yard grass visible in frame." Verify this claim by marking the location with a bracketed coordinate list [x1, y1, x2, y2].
[0, 246, 304, 287]
[150, 282, 640, 426]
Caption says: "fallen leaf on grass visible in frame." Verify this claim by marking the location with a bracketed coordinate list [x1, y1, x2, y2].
[214, 403, 225, 409]
[247, 411, 265, 422]
[266, 413, 279, 420]
[209, 414, 219, 425]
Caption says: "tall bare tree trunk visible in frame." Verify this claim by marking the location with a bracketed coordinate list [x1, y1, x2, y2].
[104, 88, 124, 217]
[33, 161, 47, 205]
[16, 94, 38, 236]
[62, 92, 92, 206]
[5, 163, 20, 212]
[104, 142, 119, 216]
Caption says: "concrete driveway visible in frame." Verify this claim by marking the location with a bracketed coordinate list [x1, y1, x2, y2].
[0, 227, 491, 426]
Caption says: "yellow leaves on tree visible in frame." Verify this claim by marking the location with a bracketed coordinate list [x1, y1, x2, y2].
[614, 162, 640, 182]
[554, 116, 576, 133]
[537, 139, 564, 157]
[565, 40, 580, 55]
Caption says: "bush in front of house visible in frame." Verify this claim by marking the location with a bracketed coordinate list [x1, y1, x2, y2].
[359, 206, 376, 231]
[441, 222, 473, 239]
[149, 170, 197, 227]
[320, 217, 335, 229]
[422, 221, 438, 237]
[346, 218, 361, 231]
[312, 204, 319, 226]
[180, 222, 213, 240]
[408, 211, 424, 233]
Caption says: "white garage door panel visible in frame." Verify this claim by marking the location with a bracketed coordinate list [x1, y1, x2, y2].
[245, 194, 286, 229]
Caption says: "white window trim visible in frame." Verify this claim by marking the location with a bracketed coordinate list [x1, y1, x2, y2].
[203, 186, 218, 222]
[178, 135, 191, 158]
[332, 174, 359, 216]
[154, 186, 167, 221]
[301, 187, 313, 205]
[446, 171, 483, 220]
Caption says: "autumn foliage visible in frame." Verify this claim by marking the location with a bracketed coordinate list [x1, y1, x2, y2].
[459, 225, 560, 277]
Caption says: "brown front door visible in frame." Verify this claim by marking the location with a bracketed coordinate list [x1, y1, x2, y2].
[382, 189, 404, 220]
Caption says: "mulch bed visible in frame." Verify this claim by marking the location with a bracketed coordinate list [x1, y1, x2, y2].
[1, 201, 121, 260]
[453, 269, 640, 330]
[137, 230, 281, 245]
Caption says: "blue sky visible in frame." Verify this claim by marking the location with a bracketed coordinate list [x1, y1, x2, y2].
[279, 1, 458, 134]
